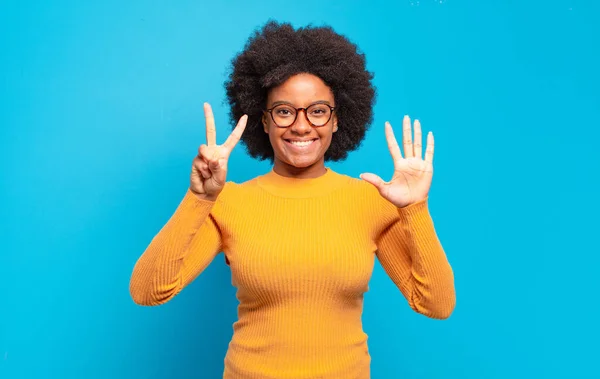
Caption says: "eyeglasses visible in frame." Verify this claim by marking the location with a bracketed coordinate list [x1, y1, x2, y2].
[264, 103, 335, 128]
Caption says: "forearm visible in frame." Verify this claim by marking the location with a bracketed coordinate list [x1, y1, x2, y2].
[377, 199, 456, 319]
[399, 200, 455, 318]
[129, 189, 220, 306]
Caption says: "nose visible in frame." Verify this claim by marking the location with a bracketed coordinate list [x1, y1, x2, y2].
[290, 109, 311, 135]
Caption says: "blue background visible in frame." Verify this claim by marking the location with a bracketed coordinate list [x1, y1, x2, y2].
[2, 0, 599, 378]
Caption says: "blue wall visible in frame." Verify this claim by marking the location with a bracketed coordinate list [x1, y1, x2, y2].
[2, 1, 599, 378]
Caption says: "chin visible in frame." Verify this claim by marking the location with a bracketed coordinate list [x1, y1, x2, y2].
[284, 156, 319, 168]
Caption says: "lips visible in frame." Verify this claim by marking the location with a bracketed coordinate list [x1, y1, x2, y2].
[288, 139, 316, 145]
[284, 138, 319, 151]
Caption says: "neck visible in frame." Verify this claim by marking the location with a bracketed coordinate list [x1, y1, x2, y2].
[258, 166, 345, 198]
[272, 158, 327, 179]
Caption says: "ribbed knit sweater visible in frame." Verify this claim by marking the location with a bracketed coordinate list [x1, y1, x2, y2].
[129, 168, 455, 378]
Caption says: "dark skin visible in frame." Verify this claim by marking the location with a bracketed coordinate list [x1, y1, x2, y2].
[191, 73, 436, 208]
[262, 73, 338, 179]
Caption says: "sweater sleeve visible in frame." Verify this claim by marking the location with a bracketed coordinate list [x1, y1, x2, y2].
[374, 197, 456, 319]
[129, 188, 223, 306]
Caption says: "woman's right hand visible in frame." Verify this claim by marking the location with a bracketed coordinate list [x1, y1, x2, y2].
[190, 102, 248, 201]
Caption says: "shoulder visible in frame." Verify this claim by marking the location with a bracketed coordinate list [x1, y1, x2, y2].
[204, 177, 260, 222]
[329, 171, 400, 234]
[333, 171, 386, 202]
[218, 177, 257, 197]
[213, 175, 263, 206]
[331, 170, 397, 213]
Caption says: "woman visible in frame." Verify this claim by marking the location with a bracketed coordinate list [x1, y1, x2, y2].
[130, 21, 455, 379]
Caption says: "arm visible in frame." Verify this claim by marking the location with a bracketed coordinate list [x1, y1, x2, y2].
[129, 189, 222, 306]
[361, 115, 455, 319]
[129, 102, 247, 306]
[375, 198, 456, 319]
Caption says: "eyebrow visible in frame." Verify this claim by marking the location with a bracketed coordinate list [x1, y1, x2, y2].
[269, 100, 333, 108]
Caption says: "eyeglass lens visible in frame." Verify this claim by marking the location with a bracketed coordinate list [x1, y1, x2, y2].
[271, 104, 332, 127]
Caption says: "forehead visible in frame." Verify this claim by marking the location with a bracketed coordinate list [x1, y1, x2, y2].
[267, 73, 334, 105]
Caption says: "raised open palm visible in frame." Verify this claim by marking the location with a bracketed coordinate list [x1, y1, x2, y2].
[190, 103, 248, 201]
[361, 115, 435, 208]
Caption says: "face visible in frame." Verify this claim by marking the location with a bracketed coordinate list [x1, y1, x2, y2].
[262, 73, 338, 178]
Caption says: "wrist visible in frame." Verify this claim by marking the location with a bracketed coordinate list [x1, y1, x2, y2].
[189, 188, 218, 202]
[395, 196, 428, 209]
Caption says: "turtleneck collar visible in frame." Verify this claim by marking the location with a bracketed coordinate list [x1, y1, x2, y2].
[256, 167, 348, 198]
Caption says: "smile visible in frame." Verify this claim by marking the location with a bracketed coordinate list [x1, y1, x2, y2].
[289, 139, 315, 146]
[284, 138, 319, 151]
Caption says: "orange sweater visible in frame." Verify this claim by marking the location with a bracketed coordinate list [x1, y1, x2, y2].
[130, 168, 455, 378]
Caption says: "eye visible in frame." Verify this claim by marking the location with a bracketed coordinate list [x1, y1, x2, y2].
[274, 106, 295, 117]
[308, 105, 330, 117]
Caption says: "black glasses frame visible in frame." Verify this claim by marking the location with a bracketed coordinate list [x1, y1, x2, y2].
[264, 103, 336, 128]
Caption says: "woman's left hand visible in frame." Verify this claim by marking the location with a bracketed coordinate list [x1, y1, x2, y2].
[360, 115, 434, 208]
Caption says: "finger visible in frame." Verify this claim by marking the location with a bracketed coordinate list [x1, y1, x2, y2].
[204, 102, 217, 146]
[403, 115, 413, 158]
[425, 131, 434, 164]
[223, 114, 248, 151]
[199, 162, 211, 179]
[360, 173, 386, 192]
[385, 122, 403, 161]
[208, 150, 220, 171]
[207, 151, 227, 175]
[199, 146, 220, 171]
[193, 156, 210, 178]
[413, 119, 423, 159]
[198, 144, 210, 161]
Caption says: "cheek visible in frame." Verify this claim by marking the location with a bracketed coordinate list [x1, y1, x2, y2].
[319, 128, 335, 145]
[266, 126, 285, 148]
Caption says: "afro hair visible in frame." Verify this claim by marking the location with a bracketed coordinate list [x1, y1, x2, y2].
[224, 20, 376, 162]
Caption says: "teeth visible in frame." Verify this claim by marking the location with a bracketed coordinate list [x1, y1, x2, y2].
[290, 140, 314, 147]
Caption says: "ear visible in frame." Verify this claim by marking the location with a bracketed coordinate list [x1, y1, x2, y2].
[333, 115, 338, 132]
[262, 114, 269, 134]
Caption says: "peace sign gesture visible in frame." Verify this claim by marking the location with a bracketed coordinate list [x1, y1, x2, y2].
[360, 115, 435, 208]
[190, 103, 248, 201]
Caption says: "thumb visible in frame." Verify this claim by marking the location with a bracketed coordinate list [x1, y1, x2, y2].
[208, 151, 225, 172]
[208, 158, 221, 172]
[360, 173, 386, 192]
